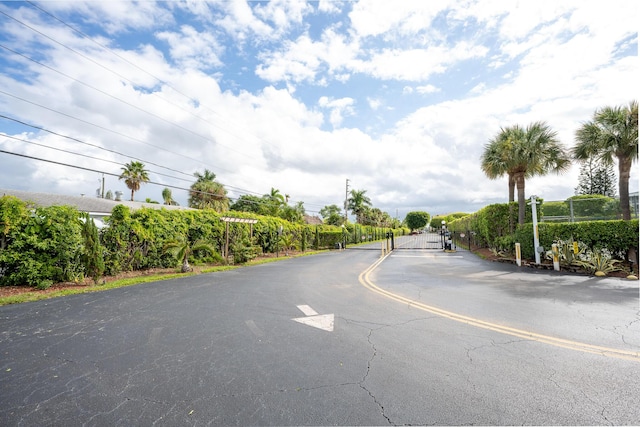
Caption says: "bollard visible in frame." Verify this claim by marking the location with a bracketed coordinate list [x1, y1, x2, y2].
[515, 243, 521, 266]
[552, 243, 560, 271]
[381, 241, 385, 257]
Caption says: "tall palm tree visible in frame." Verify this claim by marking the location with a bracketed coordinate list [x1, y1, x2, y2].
[161, 187, 174, 205]
[573, 101, 638, 220]
[189, 169, 229, 211]
[119, 161, 149, 201]
[264, 188, 285, 217]
[482, 122, 571, 224]
[347, 189, 372, 224]
[481, 127, 517, 202]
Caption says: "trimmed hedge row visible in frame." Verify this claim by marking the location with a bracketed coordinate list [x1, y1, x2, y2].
[0, 196, 406, 288]
[513, 219, 639, 260]
[448, 199, 638, 261]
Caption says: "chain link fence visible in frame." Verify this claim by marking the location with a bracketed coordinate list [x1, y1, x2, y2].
[541, 194, 638, 223]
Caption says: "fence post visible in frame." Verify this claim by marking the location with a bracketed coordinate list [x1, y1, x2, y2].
[552, 243, 560, 271]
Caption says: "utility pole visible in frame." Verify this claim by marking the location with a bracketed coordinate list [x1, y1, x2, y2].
[344, 178, 350, 224]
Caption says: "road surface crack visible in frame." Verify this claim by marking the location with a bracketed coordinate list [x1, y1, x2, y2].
[358, 328, 394, 425]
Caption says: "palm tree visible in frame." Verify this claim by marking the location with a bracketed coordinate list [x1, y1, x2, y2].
[119, 161, 149, 201]
[163, 238, 216, 273]
[264, 188, 285, 216]
[573, 101, 638, 220]
[482, 122, 571, 224]
[162, 187, 173, 205]
[189, 169, 229, 212]
[481, 127, 517, 202]
[347, 189, 372, 223]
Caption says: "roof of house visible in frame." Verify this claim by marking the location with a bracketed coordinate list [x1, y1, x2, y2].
[303, 214, 323, 225]
[0, 188, 192, 215]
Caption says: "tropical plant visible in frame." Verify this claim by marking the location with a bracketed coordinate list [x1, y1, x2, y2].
[264, 188, 286, 217]
[119, 161, 149, 201]
[278, 232, 298, 256]
[482, 122, 571, 224]
[574, 248, 623, 276]
[347, 189, 372, 224]
[573, 100, 638, 220]
[320, 204, 344, 226]
[163, 238, 216, 273]
[189, 170, 229, 212]
[544, 238, 585, 267]
[162, 187, 178, 205]
[230, 194, 266, 215]
[280, 201, 305, 223]
[80, 213, 105, 283]
[230, 237, 259, 264]
[481, 129, 517, 202]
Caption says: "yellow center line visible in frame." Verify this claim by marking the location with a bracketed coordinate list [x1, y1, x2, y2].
[358, 254, 640, 363]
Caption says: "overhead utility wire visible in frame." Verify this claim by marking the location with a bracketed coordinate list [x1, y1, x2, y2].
[0, 147, 322, 214]
[0, 113, 267, 199]
[0, 114, 193, 181]
[1, 148, 230, 201]
[1, 8, 319, 210]
[1, 7, 259, 162]
[25, 1, 281, 157]
[0, 42, 236, 173]
[0, 133, 193, 183]
[0, 87, 233, 175]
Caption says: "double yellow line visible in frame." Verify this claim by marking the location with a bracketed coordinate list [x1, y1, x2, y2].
[359, 255, 640, 363]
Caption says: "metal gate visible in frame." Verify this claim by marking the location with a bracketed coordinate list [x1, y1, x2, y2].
[393, 232, 443, 250]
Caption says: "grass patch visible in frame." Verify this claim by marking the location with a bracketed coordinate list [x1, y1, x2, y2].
[0, 249, 331, 306]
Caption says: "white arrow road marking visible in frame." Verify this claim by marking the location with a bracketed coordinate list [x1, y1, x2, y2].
[293, 305, 334, 332]
[296, 305, 318, 316]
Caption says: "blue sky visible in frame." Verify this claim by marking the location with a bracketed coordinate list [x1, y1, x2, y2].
[0, 0, 637, 219]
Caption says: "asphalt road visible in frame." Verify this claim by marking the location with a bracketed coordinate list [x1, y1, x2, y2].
[1, 238, 639, 426]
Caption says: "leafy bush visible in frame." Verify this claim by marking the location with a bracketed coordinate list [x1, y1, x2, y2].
[513, 219, 638, 261]
[0, 200, 84, 289]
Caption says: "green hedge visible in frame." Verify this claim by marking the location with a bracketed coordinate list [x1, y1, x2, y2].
[447, 200, 637, 260]
[513, 219, 639, 260]
[0, 196, 406, 288]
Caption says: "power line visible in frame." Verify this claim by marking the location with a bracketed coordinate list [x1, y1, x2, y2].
[0, 5, 332, 213]
[0, 114, 193, 181]
[0, 42, 251, 167]
[0, 113, 271, 197]
[23, 1, 282, 159]
[0, 132, 193, 183]
[0, 147, 323, 215]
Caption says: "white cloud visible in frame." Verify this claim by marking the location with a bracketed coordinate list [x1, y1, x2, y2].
[318, 96, 356, 128]
[416, 85, 439, 94]
[156, 26, 224, 70]
[0, 0, 636, 218]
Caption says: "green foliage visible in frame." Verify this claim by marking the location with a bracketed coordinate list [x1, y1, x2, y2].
[0, 202, 84, 289]
[573, 248, 623, 275]
[566, 194, 620, 220]
[430, 212, 470, 230]
[319, 204, 345, 226]
[544, 238, 586, 267]
[164, 238, 217, 272]
[0, 196, 29, 250]
[541, 201, 569, 218]
[189, 170, 229, 211]
[119, 160, 149, 201]
[513, 219, 638, 260]
[230, 194, 267, 215]
[404, 211, 430, 231]
[81, 213, 105, 283]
